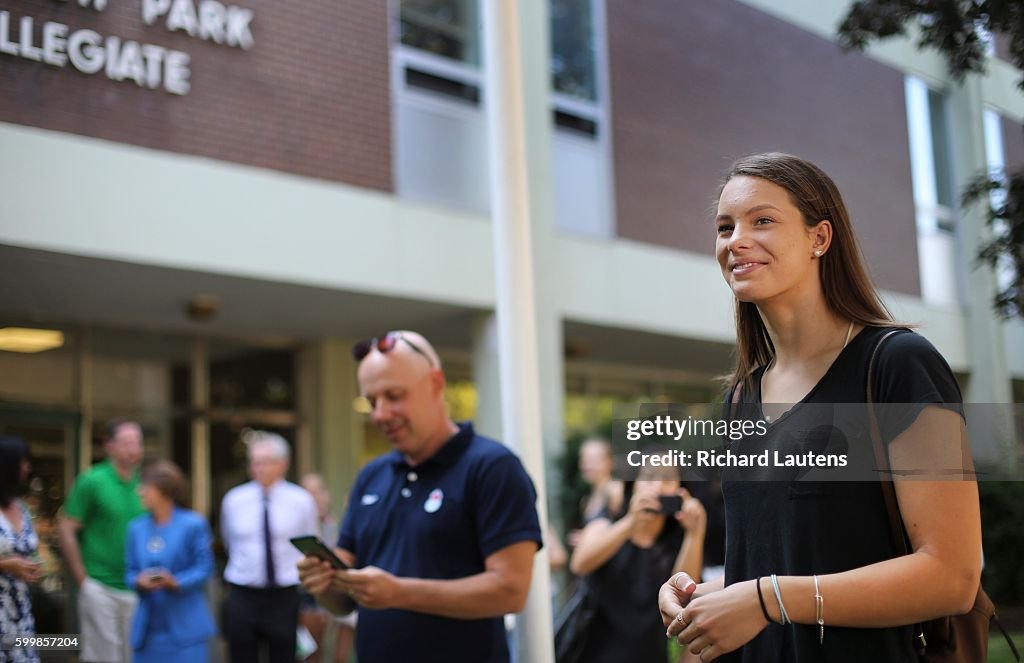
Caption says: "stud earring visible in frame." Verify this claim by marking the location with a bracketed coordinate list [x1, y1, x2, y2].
[814, 250, 823, 257]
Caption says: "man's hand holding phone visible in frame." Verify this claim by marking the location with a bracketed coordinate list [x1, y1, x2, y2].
[294, 536, 353, 597]
[332, 566, 402, 610]
[297, 555, 338, 595]
[291, 537, 401, 611]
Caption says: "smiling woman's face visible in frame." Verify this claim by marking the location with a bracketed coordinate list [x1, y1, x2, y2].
[715, 175, 827, 306]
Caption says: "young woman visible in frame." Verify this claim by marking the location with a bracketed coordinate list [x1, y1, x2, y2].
[658, 153, 981, 662]
[125, 460, 216, 662]
[578, 438, 625, 523]
[0, 436, 41, 663]
[572, 463, 706, 663]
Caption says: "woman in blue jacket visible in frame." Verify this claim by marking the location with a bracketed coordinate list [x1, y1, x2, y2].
[126, 460, 216, 663]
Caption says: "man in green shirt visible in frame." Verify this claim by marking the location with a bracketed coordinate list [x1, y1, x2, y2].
[58, 418, 145, 663]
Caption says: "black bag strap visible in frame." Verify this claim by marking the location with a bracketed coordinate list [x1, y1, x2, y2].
[865, 328, 911, 557]
[867, 328, 1020, 662]
[995, 614, 1023, 662]
[866, 328, 929, 653]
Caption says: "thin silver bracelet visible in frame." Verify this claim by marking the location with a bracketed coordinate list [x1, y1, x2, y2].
[770, 574, 791, 625]
[814, 574, 824, 644]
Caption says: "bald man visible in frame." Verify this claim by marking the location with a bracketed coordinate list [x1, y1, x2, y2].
[298, 331, 542, 663]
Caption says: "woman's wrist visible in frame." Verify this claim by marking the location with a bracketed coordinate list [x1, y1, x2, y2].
[0, 555, 24, 572]
[683, 519, 707, 535]
[622, 510, 640, 532]
[754, 577, 773, 625]
[748, 578, 777, 633]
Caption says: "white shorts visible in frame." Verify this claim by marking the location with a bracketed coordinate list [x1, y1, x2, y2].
[78, 577, 137, 663]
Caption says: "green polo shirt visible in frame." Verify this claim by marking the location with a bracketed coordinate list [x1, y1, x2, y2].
[64, 460, 144, 590]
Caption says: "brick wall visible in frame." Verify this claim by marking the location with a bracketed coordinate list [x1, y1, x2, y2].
[1002, 116, 1024, 170]
[0, 0, 392, 190]
[994, 33, 1015, 67]
[607, 0, 920, 296]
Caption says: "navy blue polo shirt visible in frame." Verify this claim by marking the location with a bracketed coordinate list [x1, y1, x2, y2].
[338, 422, 543, 663]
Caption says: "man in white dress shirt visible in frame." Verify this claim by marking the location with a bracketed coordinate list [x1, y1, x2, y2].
[220, 431, 318, 663]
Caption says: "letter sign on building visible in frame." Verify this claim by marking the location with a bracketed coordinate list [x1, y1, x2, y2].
[0, 0, 256, 95]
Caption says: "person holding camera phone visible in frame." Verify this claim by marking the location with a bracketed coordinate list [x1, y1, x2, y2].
[568, 462, 706, 663]
[125, 460, 215, 662]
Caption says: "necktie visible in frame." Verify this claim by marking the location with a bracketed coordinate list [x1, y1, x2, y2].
[263, 492, 276, 587]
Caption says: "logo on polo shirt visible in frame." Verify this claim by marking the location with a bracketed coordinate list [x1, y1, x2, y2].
[424, 489, 443, 513]
[361, 494, 380, 506]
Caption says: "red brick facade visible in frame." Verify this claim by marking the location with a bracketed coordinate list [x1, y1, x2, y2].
[607, 0, 921, 296]
[0, 0, 392, 190]
[1003, 116, 1024, 170]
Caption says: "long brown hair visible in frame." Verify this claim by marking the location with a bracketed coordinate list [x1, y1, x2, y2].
[720, 153, 899, 390]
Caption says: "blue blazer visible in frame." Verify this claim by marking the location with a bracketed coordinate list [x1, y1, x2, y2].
[125, 508, 217, 651]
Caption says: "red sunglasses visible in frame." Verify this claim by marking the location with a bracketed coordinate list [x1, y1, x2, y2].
[352, 332, 434, 367]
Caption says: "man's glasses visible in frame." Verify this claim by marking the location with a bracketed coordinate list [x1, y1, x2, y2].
[352, 332, 435, 367]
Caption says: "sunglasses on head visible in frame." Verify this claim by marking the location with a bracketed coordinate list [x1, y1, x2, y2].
[352, 332, 435, 367]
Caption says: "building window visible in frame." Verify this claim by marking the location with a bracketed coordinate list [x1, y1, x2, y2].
[399, 0, 480, 66]
[551, 0, 603, 138]
[395, 0, 604, 123]
[982, 108, 1014, 294]
[907, 78, 956, 232]
[551, 0, 596, 102]
[976, 22, 996, 58]
[927, 88, 956, 226]
[905, 76, 960, 304]
[982, 108, 1007, 209]
[392, 0, 614, 236]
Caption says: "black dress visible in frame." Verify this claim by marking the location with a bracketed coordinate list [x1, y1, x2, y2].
[580, 514, 682, 663]
[718, 326, 964, 663]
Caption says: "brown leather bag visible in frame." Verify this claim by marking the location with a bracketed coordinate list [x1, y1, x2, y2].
[866, 329, 1020, 663]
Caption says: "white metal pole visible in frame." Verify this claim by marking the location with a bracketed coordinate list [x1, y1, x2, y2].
[481, 0, 555, 661]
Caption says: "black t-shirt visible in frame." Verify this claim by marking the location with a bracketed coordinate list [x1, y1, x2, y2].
[581, 512, 683, 663]
[719, 326, 964, 663]
[685, 480, 726, 568]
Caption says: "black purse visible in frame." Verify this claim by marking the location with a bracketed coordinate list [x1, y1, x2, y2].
[553, 579, 598, 663]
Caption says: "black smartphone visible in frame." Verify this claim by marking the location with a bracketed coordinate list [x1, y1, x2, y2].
[658, 495, 683, 515]
[289, 536, 350, 570]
